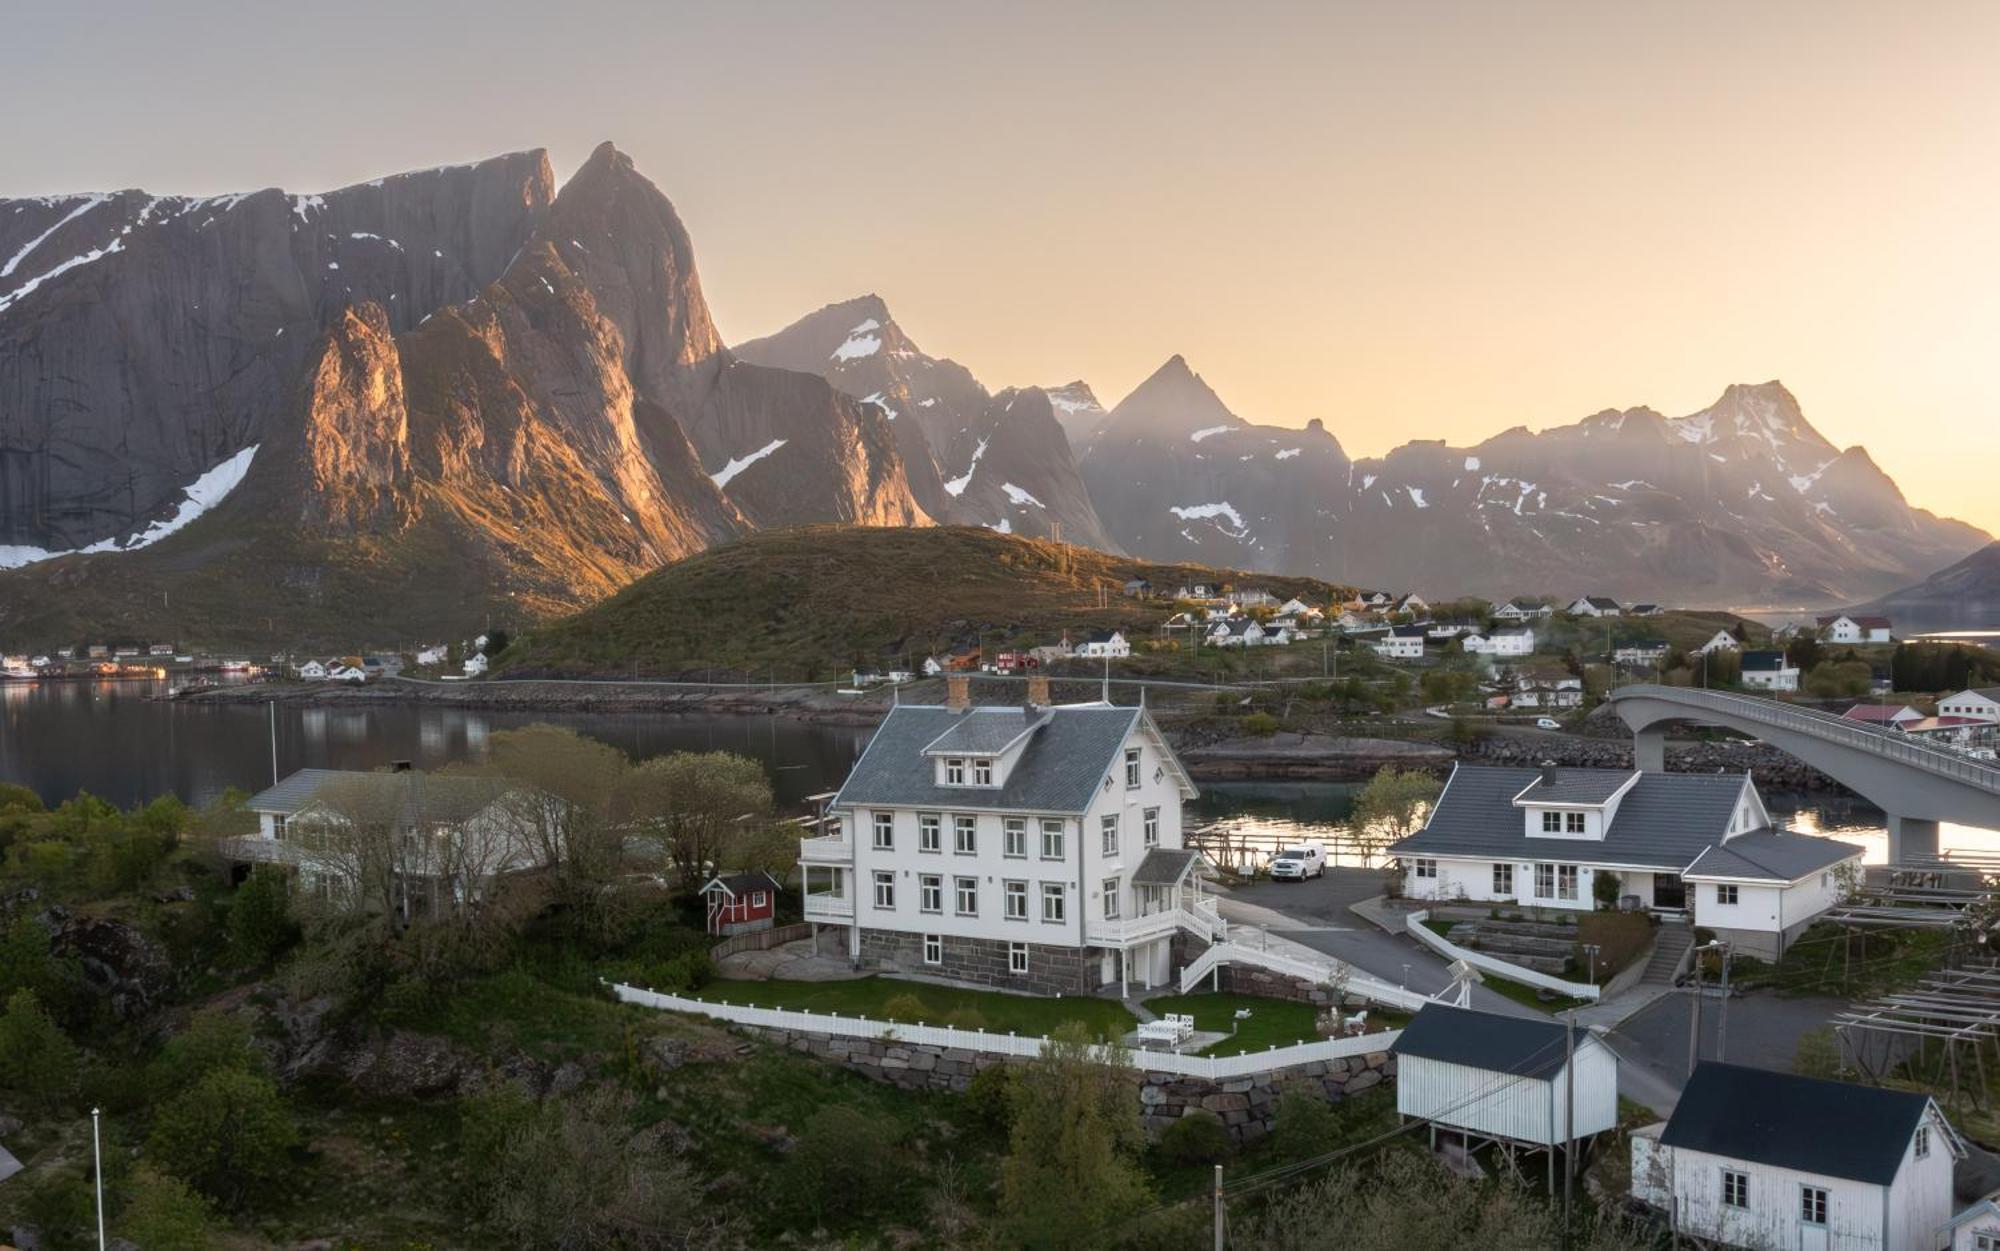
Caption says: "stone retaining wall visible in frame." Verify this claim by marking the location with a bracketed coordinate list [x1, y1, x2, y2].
[745, 1024, 1395, 1145]
[856, 929, 1090, 997]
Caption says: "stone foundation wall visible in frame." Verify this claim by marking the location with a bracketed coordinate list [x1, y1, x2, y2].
[1216, 964, 1345, 1007]
[856, 928, 1090, 996]
[745, 1024, 1394, 1145]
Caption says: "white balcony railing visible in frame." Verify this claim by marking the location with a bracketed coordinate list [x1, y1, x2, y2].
[804, 893, 853, 921]
[1084, 900, 1224, 947]
[798, 835, 854, 865]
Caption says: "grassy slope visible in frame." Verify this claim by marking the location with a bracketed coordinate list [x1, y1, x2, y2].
[499, 524, 1350, 679]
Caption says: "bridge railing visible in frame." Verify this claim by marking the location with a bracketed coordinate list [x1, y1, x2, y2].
[1611, 685, 2000, 793]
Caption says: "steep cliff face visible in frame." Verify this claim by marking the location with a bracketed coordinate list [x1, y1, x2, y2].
[732, 294, 1108, 546]
[0, 152, 554, 552]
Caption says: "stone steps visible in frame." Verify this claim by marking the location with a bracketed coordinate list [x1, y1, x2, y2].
[1641, 926, 1693, 985]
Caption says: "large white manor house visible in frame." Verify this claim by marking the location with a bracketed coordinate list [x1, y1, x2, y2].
[801, 677, 1214, 995]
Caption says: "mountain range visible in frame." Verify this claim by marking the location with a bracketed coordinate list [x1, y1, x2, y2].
[0, 142, 1985, 645]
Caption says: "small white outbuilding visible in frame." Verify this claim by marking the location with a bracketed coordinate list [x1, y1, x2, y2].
[1389, 1003, 1618, 1160]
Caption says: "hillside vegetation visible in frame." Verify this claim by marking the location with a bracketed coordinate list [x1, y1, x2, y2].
[500, 525, 1348, 680]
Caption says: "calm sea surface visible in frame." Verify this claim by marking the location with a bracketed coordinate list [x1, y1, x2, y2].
[3, 677, 1994, 860]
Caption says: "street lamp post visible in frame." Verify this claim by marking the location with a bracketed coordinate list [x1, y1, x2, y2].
[92, 1107, 105, 1251]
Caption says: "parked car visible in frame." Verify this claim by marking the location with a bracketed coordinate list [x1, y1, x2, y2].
[1535, 717, 1562, 730]
[1268, 843, 1327, 881]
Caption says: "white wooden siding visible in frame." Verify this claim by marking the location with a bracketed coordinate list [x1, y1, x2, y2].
[1394, 1042, 1616, 1147]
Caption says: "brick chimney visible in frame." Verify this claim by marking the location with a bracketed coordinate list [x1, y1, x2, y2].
[946, 674, 972, 711]
[1026, 673, 1051, 706]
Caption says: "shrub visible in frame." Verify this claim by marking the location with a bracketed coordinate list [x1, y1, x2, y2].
[942, 1005, 988, 1031]
[117, 1167, 213, 1251]
[1592, 870, 1622, 910]
[0, 988, 77, 1107]
[1243, 712, 1280, 737]
[882, 991, 930, 1023]
[1157, 1109, 1231, 1165]
[227, 865, 298, 966]
[965, 1063, 1016, 1133]
[781, 1103, 901, 1224]
[1272, 1086, 1339, 1160]
[1795, 1026, 1844, 1079]
[146, 1068, 297, 1208]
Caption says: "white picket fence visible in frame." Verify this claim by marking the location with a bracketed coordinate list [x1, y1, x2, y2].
[1404, 909, 1600, 1001]
[607, 980, 1400, 1081]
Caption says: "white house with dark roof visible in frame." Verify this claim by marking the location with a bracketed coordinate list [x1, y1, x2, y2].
[1464, 628, 1535, 658]
[1740, 649, 1801, 692]
[1694, 629, 1741, 656]
[1390, 764, 1862, 957]
[1945, 1193, 2000, 1250]
[804, 684, 1207, 996]
[1494, 598, 1555, 622]
[1568, 595, 1623, 617]
[1370, 624, 1429, 660]
[1819, 614, 1895, 645]
[1074, 630, 1130, 659]
[1631, 1062, 1961, 1251]
[1392, 1004, 1618, 1153]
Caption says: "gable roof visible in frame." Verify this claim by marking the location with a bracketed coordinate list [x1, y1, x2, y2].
[701, 871, 783, 897]
[1576, 596, 1621, 610]
[1741, 650, 1791, 672]
[833, 704, 1192, 814]
[245, 769, 509, 824]
[1683, 829, 1863, 881]
[1661, 1062, 1936, 1184]
[923, 708, 1049, 755]
[1391, 765, 1754, 871]
[1131, 847, 1203, 887]
[1390, 1003, 1598, 1079]
[1514, 769, 1636, 806]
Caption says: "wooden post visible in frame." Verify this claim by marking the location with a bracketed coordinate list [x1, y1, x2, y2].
[1212, 1164, 1225, 1251]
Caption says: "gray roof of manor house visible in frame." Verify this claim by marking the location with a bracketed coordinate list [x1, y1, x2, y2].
[246, 768, 509, 824]
[833, 704, 1189, 815]
[1514, 770, 1634, 806]
[1388, 765, 1755, 872]
[1683, 829, 1862, 881]
[1131, 848, 1203, 887]
[1391, 1003, 1597, 1080]
[923, 708, 1049, 756]
[1662, 1062, 1939, 1185]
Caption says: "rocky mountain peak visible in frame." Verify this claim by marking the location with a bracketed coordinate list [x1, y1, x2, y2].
[1097, 354, 1243, 442]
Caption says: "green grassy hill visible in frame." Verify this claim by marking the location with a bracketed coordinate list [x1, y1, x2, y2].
[499, 525, 1349, 679]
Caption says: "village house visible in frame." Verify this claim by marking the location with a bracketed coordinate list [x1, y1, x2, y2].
[295, 659, 329, 680]
[1074, 630, 1131, 659]
[1121, 578, 1152, 599]
[1842, 703, 1926, 730]
[1611, 639, 1670, 667]
[1226, 588, 1276, 608]
[1628, 603, 1664, 617]
[1939, 689, 2000, 724]
[1740, 649, 1801, 692]
[231, 768, 534, 913]
[461, 653, 489, 677]
[1819, 614, 1895, 645]
[1346, 590, 1395, 611]
[1207, 618, 1267, 649]
[1945, 1193, 2000, 1250]
[415, 644, 449, 666]
[1174, 582, 1217, 601]
[1694, 629, 1742, 656]
[1391, 764, 1863, 958]
[1276, 597, 1323, 622]
[1494, 598, 1555, 622]
[699, 871, 784, 937]
[1567, 596, 1623, 618]
[1465, 628, 1536, 658]
[1370, 624, 1429, 660]
[1630, 1062, 1961, 1251]
[1511, 674, 1584, 709]
[1392, 1004, 1618, 1179]
[803, 676, 1210, 996]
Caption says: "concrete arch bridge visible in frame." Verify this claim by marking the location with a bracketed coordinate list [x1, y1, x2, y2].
[1604, 685, 2000, 862]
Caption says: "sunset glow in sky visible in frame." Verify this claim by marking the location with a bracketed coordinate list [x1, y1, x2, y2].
[7, 1, 1997, 534]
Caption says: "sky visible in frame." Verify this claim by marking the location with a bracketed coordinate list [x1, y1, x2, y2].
[5, 0, 1997, 533]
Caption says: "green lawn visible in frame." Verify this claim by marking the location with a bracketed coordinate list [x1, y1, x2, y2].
[1141, 991, 1409, 1056]
[690, 976, 1138, 1039]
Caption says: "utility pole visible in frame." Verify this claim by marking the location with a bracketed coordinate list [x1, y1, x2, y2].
[1686, 941, 1703, 1076]
[268, 701, 279, 787]
[1212, 1163, 1225, 1251]
[1717, 942, 1731, 1062]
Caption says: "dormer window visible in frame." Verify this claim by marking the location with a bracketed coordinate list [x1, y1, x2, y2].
[946, 758, 966, 785]
[974, 759, 993, 786]
[1541, 811, 1561, 834]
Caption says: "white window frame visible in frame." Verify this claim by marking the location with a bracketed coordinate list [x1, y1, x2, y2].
[1100, 813, 1119, 857]
[955, 875, 978, 917]
[918, 812, 941, 853]
[1102, 877, 1120, 920]
[1565, 811, 1585, 834]
[974, 758, 993, 786]
[872, 871, 895, 910]
[1717, 883, 1739, 906]
[954, 814, 978, 855]
[1004, 879, 1028, 920]
[945, 758, 965, 785]
[1040, 818, 1065, 860]
[923, 934, 943, 966]
[1041, 882, 1066, 923]
[1004, 818, 1027, 858]
[1557, 864, 1579, 901]
[1721, 1168, 1748, 1210]
[750, 891, 767, 908]
[1493, 863, 1513, 895]
[1541, 811, 1562, 834]
[919, 873, 943, 915]
[1799, 1185, 1826, 1227]
[1916, 1124, 1930, 1159]
[1125, 747, 1142, 789]
[1535, 862, 1556, 898]
[1008, 942, 1029, 975]
[1143, 807, 1160, 847]
[873, 812, 894, 851]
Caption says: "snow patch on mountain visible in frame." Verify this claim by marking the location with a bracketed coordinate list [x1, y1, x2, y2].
[1463, 456, 1481, 471]
[1189, 425, 1233, 443]
[942, 436, 990, 497]
[1274, 447, 1301, 460]
[1001, 483, 1045, 508]
[0, 444, 259, 568]
[860, 391, 897, 421]
[830, 319, 882, 362]
[1169, 502, 1249, 538]
[1407, 486, 1429, 509]
[710, 438, 787, 489]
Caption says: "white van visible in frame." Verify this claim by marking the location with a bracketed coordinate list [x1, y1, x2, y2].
[1268, 843, 1327, 881]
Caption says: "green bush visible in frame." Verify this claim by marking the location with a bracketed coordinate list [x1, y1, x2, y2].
[0, 988, 77, 1107]
[965, 1062, 1016, 1133]
[1272, 1087, 1339, 1160]
[1157, 1109, 1232, 1165]
[882, 991, 930, 1023]
[227, 865, 299, 966]
[943, 1005, 988, 1031]
[146, 1068, 297, 1209]
[780, 1103, 901, 1224]
[1243, 712, 1280, 737]
[117, 1167, 214, 1251]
